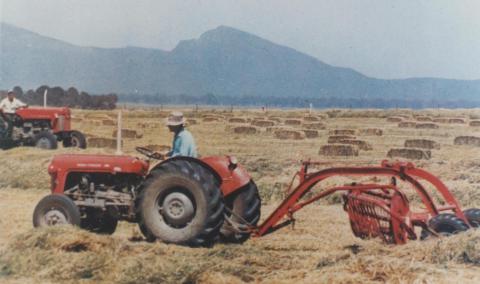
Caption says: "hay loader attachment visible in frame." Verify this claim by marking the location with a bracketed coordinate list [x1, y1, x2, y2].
[251, 160, 476, 244]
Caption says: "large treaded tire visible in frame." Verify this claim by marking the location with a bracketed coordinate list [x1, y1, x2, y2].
[33, 131, 58, 149]
[33, 194, 81, 227]
[80, 209, 118, 235]
[137, 159, 224, 246]
[63, 130, 87, 149]
[464, 208, 480, 227]
[220, 180, 261, 243]
[421, 213, 469, 239]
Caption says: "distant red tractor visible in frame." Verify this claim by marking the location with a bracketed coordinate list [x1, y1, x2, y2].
[33, 147, 261, 245]
[0, 107, 86, 149]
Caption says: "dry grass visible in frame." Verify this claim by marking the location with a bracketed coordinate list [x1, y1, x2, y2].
[2, 107, 480, 283]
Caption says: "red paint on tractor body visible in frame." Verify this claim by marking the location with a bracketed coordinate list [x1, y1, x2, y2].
[16, 107, 72, 133]
[201, 156, 251, 196]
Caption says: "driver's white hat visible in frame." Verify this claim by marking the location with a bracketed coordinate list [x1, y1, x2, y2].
[166, 111, 186, 126]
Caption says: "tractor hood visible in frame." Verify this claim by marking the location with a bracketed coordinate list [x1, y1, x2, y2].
[16, 107, 71, 120]
[49, 154, 149, 176]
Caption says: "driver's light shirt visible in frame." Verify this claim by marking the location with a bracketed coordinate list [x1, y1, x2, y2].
[0, 98, 26, 114]
[167, 129, 198, 158]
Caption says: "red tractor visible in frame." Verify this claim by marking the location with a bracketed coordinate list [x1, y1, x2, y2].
[33, 147, 261, 245]
[0, 107, 86, 150]
[33, 147, 480, 246]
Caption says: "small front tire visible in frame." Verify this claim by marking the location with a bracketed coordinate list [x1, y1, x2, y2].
[33, 194, 81, 228]
[33, 131, 58, 149]
[63, 130, 87, 149]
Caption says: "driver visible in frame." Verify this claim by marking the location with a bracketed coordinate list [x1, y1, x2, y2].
[0, 90, 27, 138]
[164, 111, 197, 158]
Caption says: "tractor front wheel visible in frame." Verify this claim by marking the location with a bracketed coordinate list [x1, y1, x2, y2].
[63, 130, 87, 149]
[33, 194, 81, 227]
[138, 160, 224, 246]
[220, 180, 261, 243]
[33, 131, 58, 149]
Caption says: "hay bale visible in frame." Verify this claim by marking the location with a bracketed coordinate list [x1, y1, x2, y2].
[102, 119, 116, 126]
[144, 144, 171, 152]
[469, 121, 480, 127]
[303, 129, 319, 138]
[387, 148, 431, 160]
[415, 116, 432, 122]
[137, 122, 161, 128]
[203, 116, 221, 122]
[328, 135, 356, 143]
[415, 123, 439, 129]
[359, 128, 383, 136]
[187, 119, 197, 125]
[337, 139, 373, 151]
[267, 116, 282, 123]
[274, 129, 305, 140]
[448, 118, 466, 124]
[303, 116, 320, 122]
[433, 118, 449, 123]
[87, 119, 102, 126]
[252, 120, 275, 127]
[112, 129, 143, 139]
[387, 117, 403, 122]
[329, 129, 356, 136]
[233, 126, 257, 135]
[71, 118, 83, 123]
[404, 139, 440, 149]
[398, 122, 417, 128]
[284, 119, 302, 126]
[266, 126, 283, 133]
[228, 117, 247, 123]
[303, 122, 326, 130]
[319, 145, 359, 156]
[454, 136, 480, 146]
[88, 137, 119, 149]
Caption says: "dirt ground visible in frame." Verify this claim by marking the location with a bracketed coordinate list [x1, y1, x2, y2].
[1, 107, 480, 283]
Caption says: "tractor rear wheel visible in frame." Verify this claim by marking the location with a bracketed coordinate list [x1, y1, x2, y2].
[80, 209, 118, 235]
[63, 130, 87, 149]
[463, 208, 480, 227]
[137, 159, 224, 246]
[421, 213, 469, 239]
[33, 131, 58, 149]
[220, 180, 261, 243]
[33, 194, 81, 227]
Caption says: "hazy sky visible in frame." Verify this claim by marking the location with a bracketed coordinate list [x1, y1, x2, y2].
[1, 0, 479, 80]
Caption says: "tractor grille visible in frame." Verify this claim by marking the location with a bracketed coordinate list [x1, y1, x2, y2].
[343, 191, 396, 244]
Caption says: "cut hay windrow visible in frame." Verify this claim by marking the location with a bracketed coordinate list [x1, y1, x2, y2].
[203, 116, 222, 122]
[404, 139, 440, 149]
[88, 137, 120, 149]
[415, 123, 439, 129]
[329, 129, 356, 136]
[233, 126, 258, 135]
[274, 129, 305, 140]
[319, 144, 359, 156]
[303, 116, 320, 122]
[228, 117, 247, 123]
[358, 128, 383, 136]
[251, 120, 276, 127]
[454, 136, 480, 146]
[387, 148, 431, 160]
[284, 119, 302, 126]
[303, 129, 319, 138]
[336, 139, 373, 151]
[327, 135, 356, 143]
[303, 122, 326, 130]
[112, 129, 143, 139]
[398, 121, 417, 128]
[267, 116, 282, 123]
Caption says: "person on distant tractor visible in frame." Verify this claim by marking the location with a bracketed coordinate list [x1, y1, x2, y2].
[164, 111, 197, 158]
[0, 90, 27, 138]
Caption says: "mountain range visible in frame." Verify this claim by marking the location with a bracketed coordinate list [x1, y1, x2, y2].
[1, 22, 480, 106]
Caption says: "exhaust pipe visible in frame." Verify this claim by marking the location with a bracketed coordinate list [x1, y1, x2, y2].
[43, 89, 48, 108]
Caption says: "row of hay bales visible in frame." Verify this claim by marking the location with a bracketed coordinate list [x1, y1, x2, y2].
[387, 139, 440, 160]
[318, 128, 384, 157]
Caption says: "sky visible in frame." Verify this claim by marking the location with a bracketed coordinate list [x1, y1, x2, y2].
[1, 0, 479, 80]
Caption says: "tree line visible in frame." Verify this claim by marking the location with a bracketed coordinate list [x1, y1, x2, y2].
[1, 86, 117, 109]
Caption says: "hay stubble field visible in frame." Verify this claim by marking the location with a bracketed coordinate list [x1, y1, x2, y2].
[2, 107, 480, 283]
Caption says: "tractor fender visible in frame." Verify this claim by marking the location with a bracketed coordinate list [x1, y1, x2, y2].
[152, 156, 251, 197]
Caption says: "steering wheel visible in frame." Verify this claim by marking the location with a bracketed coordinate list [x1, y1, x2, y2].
[135, 146, 164, 160]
